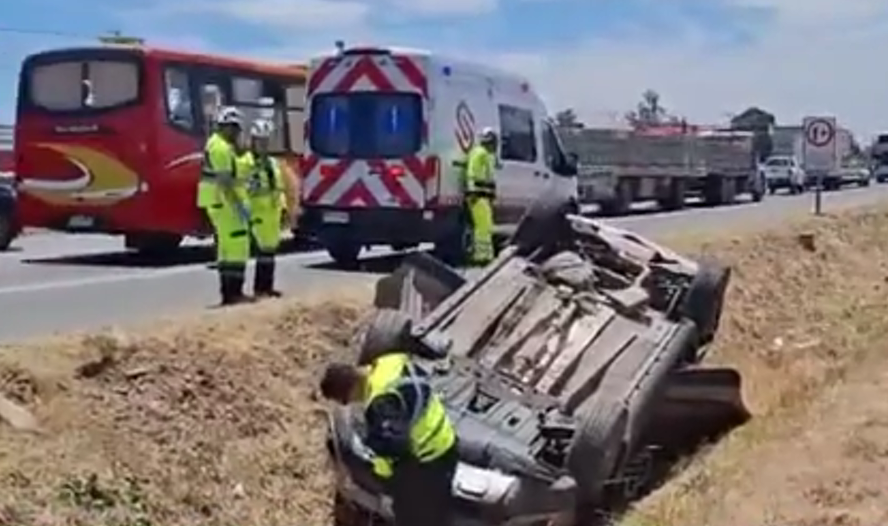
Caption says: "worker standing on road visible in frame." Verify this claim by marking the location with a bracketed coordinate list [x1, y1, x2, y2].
[463, 127, 498, 265]
[320, 349, 458, 526]
[199, 106, 253, 305]
[243, 119, 294, 298]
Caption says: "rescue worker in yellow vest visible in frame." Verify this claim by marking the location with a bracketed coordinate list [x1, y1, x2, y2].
[199, 106, 253, 305]
[243, 119, 295, 298]
[320, 353, 458, 526]
[464, 127, 498, 266]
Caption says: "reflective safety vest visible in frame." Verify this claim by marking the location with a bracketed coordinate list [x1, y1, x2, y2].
[198, 132, 249, 209]
[365, 353, 456, 478]
[464, 145, 496, 199]
[243, 151, 285, 212]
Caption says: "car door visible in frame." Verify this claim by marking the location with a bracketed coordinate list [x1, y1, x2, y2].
[540, 119, 577, 202]
[495, 103, 538, 225]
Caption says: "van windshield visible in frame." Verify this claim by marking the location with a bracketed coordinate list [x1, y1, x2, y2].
[19, 50, 141, 113]
[309, 92, 422, 159]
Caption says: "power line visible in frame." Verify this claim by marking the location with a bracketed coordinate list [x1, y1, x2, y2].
[0, 26, 115, 40]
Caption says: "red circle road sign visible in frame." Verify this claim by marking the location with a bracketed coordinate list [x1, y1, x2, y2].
[455, 101, 475, 153]
[805, 118, 835, 147]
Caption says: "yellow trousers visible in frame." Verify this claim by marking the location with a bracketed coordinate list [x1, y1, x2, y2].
[206, 203, 251, 266]
[251, 206, 282, 251]
[466, 196, 494, 264]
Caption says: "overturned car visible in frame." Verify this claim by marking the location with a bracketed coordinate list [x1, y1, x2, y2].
[326, 197, 750, 526]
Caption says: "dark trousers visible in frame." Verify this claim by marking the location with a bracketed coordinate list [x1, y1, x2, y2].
[390, 445, 458, 526]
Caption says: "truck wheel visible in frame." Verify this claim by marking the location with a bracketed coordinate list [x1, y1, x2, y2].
[657, 179, 686, 211]
[598, 180, 631, 216]
[704, 175, 735, 206]
[356, 308, 412, 365]
[858, 178, 870, 187]
[677, 260, 731, 346]
[567, 394, 629, 519]
[326, 239, 362, 269]
[124, 233, 183, 257]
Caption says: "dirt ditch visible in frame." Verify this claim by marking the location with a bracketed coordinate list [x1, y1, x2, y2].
[3, 207, 888, 525]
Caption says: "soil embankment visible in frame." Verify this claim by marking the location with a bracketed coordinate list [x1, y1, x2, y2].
[3, 208, 888, 525]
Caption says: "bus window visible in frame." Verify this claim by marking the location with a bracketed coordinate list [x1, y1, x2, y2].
[26, 57, 139, 112]
[200, 83, 223, 134]
[29, 62, 83, 110]
[164, 67, 194, 130]
[89, 61, 139, 108]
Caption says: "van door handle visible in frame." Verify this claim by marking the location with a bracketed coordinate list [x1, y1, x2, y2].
[535, 171, 549, 178]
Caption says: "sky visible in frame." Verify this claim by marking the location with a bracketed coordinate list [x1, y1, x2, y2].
[1, 0, 887, 140]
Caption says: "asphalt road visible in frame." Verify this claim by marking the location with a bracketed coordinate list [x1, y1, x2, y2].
[2, 185, 888, 343]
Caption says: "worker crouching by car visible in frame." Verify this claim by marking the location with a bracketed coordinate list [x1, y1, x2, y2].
[320, 347, 458, 526]
[244, 119, 296, 298]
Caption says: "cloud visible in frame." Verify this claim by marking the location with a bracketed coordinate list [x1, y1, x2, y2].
[140, 0, 371, 30]
[483, 0, 888, 138]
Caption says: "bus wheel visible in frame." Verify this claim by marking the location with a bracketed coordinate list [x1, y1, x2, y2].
[0, 215, 14, 251]
[124, 233, 183, 258]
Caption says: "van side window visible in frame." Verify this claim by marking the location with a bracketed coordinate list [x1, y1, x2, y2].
[164, 67, 194, 131]
[498, 105, 537, 163]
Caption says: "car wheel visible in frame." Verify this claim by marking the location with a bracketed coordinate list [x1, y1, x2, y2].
[510, 190, 576, 257]
[356, 308, 412, 365]
[676, 260, 731, 346]
[567, 394, 629, 516]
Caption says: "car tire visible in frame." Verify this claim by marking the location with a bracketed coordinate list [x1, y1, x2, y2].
[510, 190, 576, 256]
[677, 260, 731, 346]
[567, 394, 629, 518]
[356, 308, 412, 365]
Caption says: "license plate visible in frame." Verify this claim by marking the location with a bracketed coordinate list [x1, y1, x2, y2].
[67, 215, 94, 228]
[322, 211, 349, 224]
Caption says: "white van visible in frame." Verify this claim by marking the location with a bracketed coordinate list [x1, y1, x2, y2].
[299, 45, 578, 266]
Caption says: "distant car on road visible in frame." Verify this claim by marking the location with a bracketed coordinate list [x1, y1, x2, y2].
[761, 155, 805, 194]
[834, 158, 871, 188]
[0, 178, 20, 251]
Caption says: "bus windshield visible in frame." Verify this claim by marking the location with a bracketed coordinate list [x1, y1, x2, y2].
[19, 49, 142, 114]
[309, 92, 422, 159]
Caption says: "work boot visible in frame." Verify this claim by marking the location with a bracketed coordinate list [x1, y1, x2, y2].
[219, 269, 253, 306]
[254, 254, 282, 298]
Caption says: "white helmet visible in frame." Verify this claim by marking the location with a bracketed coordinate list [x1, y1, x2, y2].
[479, 127, 497, 142]
[215, 106, 243, 126]
[250, 119, 274, 139]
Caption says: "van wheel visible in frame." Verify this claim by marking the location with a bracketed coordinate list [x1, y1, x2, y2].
[433, 219, 469, 266]
[326, 239, 362, 269]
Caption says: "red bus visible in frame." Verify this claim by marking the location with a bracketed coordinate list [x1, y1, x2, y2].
[14, 42, 307, 254]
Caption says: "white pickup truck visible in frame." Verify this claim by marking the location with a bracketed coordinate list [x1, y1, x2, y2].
[760, 155, 805, 194]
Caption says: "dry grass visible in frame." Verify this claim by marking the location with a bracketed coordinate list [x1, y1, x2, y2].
[625, 209, 888, 526]
[3, 208, 888, 525]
